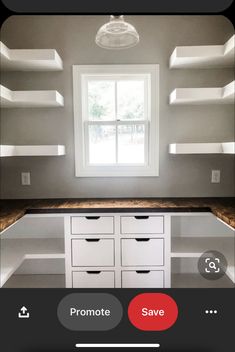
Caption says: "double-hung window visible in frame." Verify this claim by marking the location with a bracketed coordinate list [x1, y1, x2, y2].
[73, 65, 159, 177]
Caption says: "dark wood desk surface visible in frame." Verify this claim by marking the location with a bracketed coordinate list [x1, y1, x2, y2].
[1, 198, 235, 232]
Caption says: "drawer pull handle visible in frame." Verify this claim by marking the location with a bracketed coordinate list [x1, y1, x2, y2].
[134, 216, 149, 220]
[135, 238, 150, 242]
[85, 239, 100, 242]
[85, 216, 100, 220]
[86, 271, 101, 274]
[136, 270, 150, 274]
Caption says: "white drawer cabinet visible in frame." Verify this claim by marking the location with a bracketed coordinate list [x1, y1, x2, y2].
[122, 270, 164, 288]
[72, 271, 115, 288]
[121, 216, 164, 234]
[65, 213, 170, 288]
[71, 216, 114, 235]
[71, 239, 114, 267]
[121, 238, 164, 266]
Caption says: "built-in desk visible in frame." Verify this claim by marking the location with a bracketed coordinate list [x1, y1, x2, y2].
[0, 198, 234, 288]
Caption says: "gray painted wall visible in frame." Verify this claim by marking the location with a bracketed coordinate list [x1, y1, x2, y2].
[0, 15, 234, 199]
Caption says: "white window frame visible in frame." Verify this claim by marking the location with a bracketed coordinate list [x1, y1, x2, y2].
[73, 64, 159, 177]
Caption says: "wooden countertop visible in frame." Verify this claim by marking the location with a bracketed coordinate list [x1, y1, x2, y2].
[0, 198, 235, 232]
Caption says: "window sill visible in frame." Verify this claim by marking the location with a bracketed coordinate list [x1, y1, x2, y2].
[75, 167, 159, 177]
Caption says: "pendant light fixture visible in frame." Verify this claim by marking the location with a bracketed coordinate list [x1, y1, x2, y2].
[95, 15, 139, 49]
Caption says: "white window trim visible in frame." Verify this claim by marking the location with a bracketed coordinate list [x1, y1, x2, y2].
[73, 64, 159, 177]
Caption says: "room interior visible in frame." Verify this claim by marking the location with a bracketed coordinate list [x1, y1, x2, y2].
[0, 15, 234, 289]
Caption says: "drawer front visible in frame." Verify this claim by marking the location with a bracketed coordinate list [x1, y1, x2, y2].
[120, 216, 164, 234]
[72, 271, 115, 288]
[71, 216, 114, 235]
[122, 270, 164, 288]
[121, 238, 164, 266]
[72, 239, 114, 267]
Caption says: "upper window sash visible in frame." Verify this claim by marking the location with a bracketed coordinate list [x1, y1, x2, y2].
[82, 74, 150, 123]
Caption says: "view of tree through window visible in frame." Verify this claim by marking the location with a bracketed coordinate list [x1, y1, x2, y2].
[88, 81, 115, 120]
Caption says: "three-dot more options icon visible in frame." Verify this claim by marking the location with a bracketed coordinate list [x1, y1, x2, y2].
[18, 306, 30, 319]
[205, 309, 218, 315]
[198, 250, 228, 280]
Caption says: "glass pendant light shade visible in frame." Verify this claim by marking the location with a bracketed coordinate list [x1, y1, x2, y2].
[95, 16, 139, 49]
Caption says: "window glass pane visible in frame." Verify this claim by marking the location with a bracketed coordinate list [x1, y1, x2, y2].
[117, 80, 145, 120]
[88, 81, 115, 121]
[118, 124, 145, 164]
[88, 125, 116, 164]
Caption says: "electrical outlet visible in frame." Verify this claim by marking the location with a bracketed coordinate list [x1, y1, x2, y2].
[21, 172, 31, 185]
[211, 170, 220, 183]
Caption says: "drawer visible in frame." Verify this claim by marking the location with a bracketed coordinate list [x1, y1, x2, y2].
[121, 238, 164, 266]
[71, 216, 114, 235]
[72, 271, 115, 288]
[120, 216, 164, 234]
[122, 270, 164, 288]
[72, 239, 114, 267]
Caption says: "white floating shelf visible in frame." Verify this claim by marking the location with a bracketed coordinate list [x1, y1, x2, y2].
[0, 238, 64, 287]
[0, 145, 66, 157]
[222, 142, 235, 154]
[171, 237, 234, 274]
[170, 81, 235, 105]
[171, 237, 234, 283]
[0, 84, 64, 107]
[0, 41, 63, 71]
[171, 237, 234, 258]
[170, 35, 235, 68]
[171, 236, 226, 257]
[169, 142, 235, 154]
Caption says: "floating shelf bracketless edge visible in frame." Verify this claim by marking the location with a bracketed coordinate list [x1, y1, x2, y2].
[0, 145, 66, 157]
[0, 41, 63, 71]
[170, 35, 235, 69]
[169, 81, 235, 105]
[0, 84, 64, 108]
[169, 142, 235, 154]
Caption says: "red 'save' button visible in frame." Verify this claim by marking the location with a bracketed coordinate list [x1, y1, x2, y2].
[128, 293, 178, 331]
